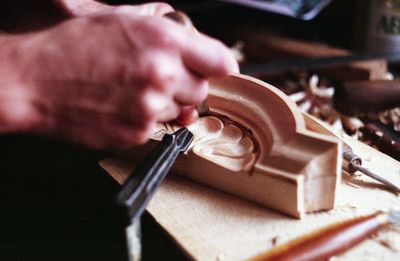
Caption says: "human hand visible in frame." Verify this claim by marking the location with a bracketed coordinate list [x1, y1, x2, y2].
[4, 13, 237, 149]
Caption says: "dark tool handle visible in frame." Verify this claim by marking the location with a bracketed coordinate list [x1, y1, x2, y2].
[333, 79, 400, 115]
[250, 212, 389, 261]
[117, 128, 193, 222]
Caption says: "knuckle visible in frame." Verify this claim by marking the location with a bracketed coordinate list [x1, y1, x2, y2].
[154, 3, 174, 13]
[146, 60, 177, 90]
[132, 91, 160, 123]
[149, 19, 183, 48]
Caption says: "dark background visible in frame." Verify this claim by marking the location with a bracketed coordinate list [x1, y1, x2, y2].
[0, 1, 362, 260]
[0, 134, 188, 261]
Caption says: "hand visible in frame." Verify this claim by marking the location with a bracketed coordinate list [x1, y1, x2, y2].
[3, 13, 237, 149]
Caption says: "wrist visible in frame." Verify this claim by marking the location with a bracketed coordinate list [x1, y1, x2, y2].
[0, 35, 42, 134]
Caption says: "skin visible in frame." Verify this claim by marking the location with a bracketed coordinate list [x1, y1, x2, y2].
[0, 1, 238, 149]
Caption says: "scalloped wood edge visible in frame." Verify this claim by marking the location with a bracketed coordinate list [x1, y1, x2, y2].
[120, 74, 342, 218]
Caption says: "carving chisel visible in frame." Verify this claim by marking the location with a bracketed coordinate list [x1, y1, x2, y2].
[342, 143, 400, 194]
[304, 114, 400, 193]
[250, 210, 400, 261]
[116, 128, 193, 261]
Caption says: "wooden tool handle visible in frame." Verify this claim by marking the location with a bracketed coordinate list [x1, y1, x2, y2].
[333, 80, 400, 115]
[250, 211, 389, 261]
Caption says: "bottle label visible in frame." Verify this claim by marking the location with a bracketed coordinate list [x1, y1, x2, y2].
[367, 0, 400, 52]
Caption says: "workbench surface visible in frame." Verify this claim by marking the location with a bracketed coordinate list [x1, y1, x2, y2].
[102, 133, 400, 261]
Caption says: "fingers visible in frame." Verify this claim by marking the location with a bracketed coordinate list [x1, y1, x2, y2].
[120, 14, 238, 78]
[173, 75, 208, 105]
[138, 90, 180, 123]
[141, 52, 209, 105]
[31, 13, 239, 150]
[181, 32, 239, 77]
[135, 3, 175, 16]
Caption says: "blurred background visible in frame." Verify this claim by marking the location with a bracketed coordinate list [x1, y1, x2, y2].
[1, 1, 399, 260]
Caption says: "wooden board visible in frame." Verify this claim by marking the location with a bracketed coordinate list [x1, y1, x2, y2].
[100, 74, 399, 260]
[118, 74, 341, 218]
[100, 132, 400, 260]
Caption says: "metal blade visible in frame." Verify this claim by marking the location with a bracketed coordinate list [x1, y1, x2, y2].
[196, 100, 210, 117]
[356, 165, 400, 194]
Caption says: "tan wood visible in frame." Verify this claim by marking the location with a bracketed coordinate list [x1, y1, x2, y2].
[100, 120, 400, 261]
[100, 75, 400, 260]
[109, 74, 341, 218]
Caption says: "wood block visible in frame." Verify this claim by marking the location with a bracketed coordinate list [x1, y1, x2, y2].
[100, 74, 400, 258]
[100, 116, 400, 261]
[116, 74, 341, 218]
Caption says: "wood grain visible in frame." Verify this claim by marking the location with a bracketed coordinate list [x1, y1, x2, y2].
[114, 74, 341, 218]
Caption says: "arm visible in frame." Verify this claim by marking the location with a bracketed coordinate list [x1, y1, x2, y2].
[0, 12, 238, 149]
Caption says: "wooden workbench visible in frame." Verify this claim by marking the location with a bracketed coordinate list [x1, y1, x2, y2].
[101, 132, 400, 260]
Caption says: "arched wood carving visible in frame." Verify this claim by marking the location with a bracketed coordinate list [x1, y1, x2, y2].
[130, 74, 341, 218]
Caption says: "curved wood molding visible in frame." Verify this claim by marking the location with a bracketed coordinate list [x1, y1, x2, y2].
[135, 74, 341, 218]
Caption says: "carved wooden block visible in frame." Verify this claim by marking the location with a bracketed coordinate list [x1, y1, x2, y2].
[128, 74, 341, 218]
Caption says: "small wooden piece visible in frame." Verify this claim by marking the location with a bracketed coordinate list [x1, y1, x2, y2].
[124, 74, 341, 218]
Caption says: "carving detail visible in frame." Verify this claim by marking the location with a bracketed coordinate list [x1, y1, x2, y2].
[142, 74, 340, 218]
[154, 116, 257, 172]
